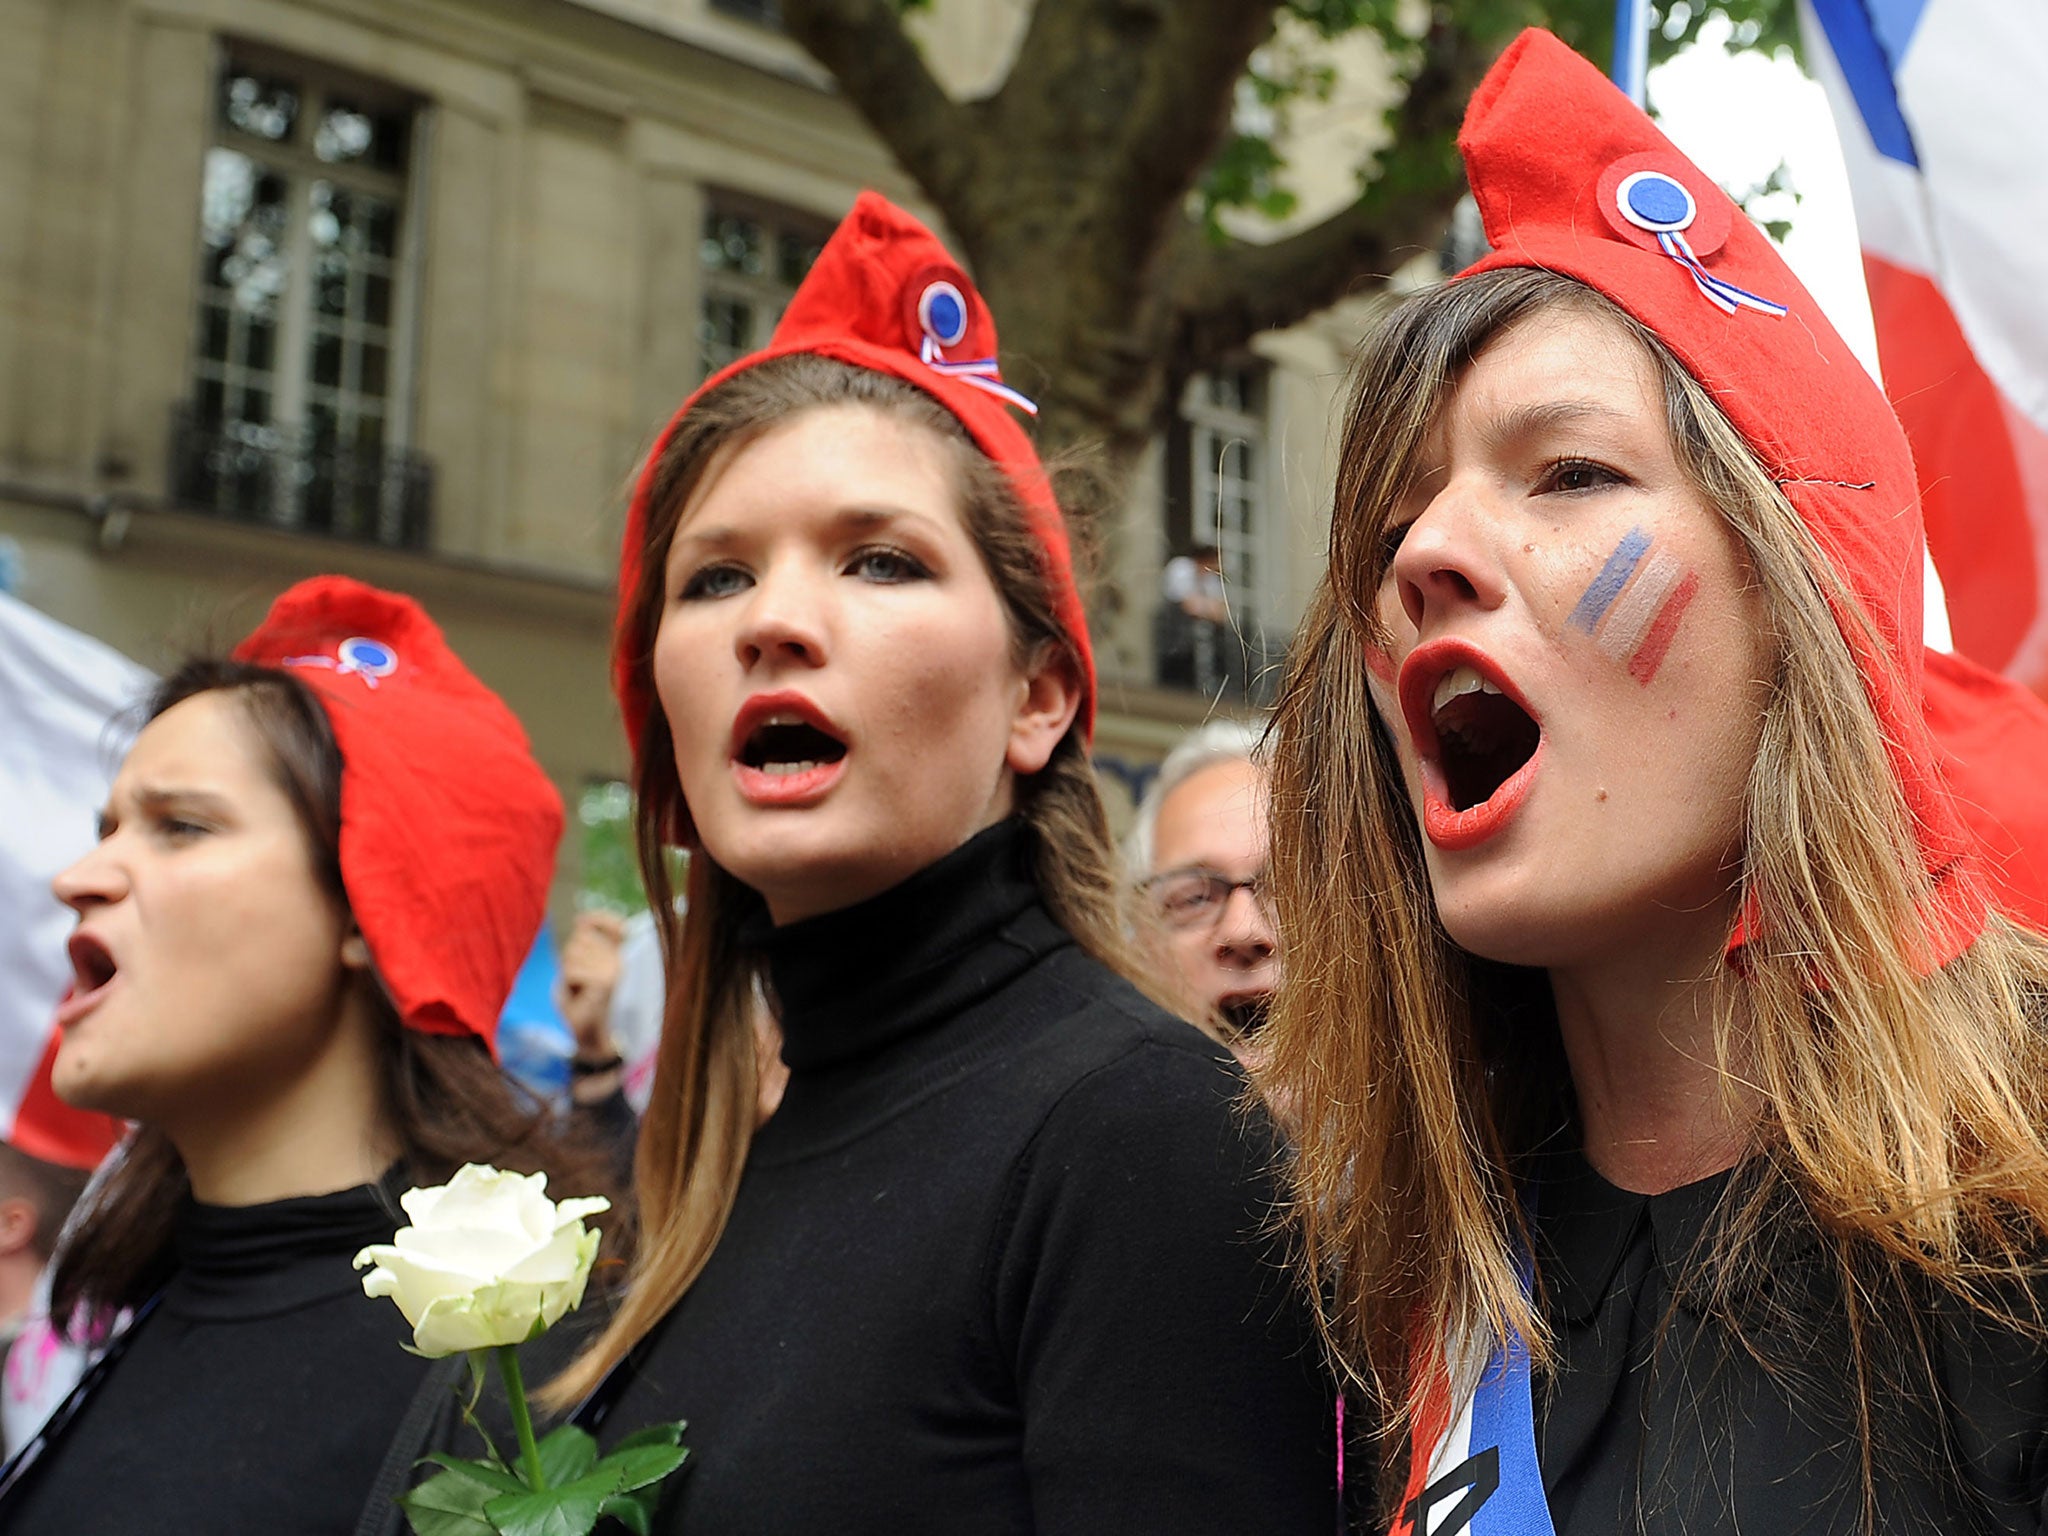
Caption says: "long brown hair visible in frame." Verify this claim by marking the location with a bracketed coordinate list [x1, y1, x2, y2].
[1260, 267, 2048, 1510]
[51, 661, 614, 1328]
[547, 354, 1156, 1404]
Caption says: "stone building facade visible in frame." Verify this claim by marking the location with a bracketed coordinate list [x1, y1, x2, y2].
[0, 0, 1399, 897]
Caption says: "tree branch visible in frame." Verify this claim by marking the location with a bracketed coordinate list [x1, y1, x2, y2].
[977, 0, 1275, 266]
[1163, 10, 1500, 366]
[778, 0, 982, 210]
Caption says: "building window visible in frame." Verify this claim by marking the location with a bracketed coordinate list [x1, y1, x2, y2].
[698, 198, 827, 378]
[174, 49, 430, 547]
[1184, 365, 1267, 627]
[1157, 364, 1272, 701]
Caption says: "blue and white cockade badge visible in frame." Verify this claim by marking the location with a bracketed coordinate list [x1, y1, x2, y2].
[1614, 169, 1785, 319]
[907, 270, 1039, 417]
[283, 635, 399, 688]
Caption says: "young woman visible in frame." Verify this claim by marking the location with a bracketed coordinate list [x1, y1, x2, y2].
[549, 192, 1334, 1530]
[0, 575, 604, 1533]
[1262, 31, 2048, 1535]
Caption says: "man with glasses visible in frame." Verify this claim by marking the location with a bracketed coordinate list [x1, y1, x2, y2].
[1127, 719, 1278, 1060]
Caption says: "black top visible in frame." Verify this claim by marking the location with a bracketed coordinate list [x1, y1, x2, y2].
[591, 821, 1336, 1534]
[1529, 1148, 2048, 1534]
[4, 1175, 425, 1535]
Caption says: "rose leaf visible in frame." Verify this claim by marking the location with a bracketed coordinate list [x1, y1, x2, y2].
[397, 1469, 497, 1536]
[419, 1453, 528, 1495]
[593, 1443, 689, 1494]
[483, 1478, 611, 1536]
[536, 1423, 600, 1486]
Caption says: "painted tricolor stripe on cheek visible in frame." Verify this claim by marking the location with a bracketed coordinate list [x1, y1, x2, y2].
[1565, 525, 1702, 687]
[1625, 569, 1701, 685]
[1597, 551, 1684, 663]
[1567, 525, 1652, 632]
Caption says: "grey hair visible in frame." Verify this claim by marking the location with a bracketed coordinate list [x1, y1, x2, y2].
[1125, 716, 1269, 877]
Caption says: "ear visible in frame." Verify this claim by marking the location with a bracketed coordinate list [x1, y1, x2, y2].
[1005, 648, 1084, 778]
[340, 930, 373, 971]
[0, 1197, 37, 1259]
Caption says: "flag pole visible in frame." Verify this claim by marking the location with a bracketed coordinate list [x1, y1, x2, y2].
[1613, 0, 1651, 105]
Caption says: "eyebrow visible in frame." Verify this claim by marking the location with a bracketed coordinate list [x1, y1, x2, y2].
[98, 785, 235, 835]
[673, 503, 940, 551]
[1476, 398, 1631, 454]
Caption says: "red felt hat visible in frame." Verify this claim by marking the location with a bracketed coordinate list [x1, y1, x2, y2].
[613, 190, 1095, 790]
[1456, 29, 1986, 965]
[233, 577, 563, 1055]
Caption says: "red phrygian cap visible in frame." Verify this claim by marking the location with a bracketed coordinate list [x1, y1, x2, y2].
[613, 191, 1095, 784]
[1457, 29, 1987, 965]
[234, 577, 564, 1055]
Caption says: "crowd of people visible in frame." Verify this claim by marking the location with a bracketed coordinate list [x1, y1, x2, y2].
[7, 27, 2048, 1535]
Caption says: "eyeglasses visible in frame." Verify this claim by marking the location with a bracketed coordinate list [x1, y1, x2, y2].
[1140, 867, 1269, 931]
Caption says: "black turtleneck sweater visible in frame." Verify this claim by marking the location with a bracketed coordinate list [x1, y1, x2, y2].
[590, 822, 1335, 1533]
[1529, 1148, 2048, 1533]
[4, 1176, 425, 1534]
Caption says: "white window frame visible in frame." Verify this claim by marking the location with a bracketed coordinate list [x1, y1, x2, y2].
[188, 42, 422, 535]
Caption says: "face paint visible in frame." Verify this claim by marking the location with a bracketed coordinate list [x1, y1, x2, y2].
[1567, 524, 1698, 686]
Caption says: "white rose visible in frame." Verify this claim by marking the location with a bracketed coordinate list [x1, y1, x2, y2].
[354, 1163, 611, 1358]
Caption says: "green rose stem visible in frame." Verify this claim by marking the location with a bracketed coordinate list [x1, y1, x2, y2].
[495, 1345, 547, 1492]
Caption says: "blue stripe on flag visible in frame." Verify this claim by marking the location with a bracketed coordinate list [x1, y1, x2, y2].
[1807, 0, 1921, 167]
[1868, 0, 1931, 65]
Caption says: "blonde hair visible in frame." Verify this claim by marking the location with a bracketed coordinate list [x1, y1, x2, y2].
[1260, 267, 2048, 1514]
[547, 355, 1158, 1405]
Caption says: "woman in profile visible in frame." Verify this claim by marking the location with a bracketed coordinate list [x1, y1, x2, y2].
[1261, 30, 2048, 1534]
[1, 576, 606, 1534]
[549, 191, 1334, 1532]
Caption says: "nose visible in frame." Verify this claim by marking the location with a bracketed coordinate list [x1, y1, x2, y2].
[53, 837, 127, 914]
[1390, 483, 1510, 631]
[1213, 884, 1276, 969]
[735, 560, 830, 671]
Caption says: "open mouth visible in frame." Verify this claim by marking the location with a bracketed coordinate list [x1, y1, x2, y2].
[69, 933, 116, 994]
[739, 718, 848, 777]
[1219, 995, 1270, 1038]
[1430, 664, 1542, 812]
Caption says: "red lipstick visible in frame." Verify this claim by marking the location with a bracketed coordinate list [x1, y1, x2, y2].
[728, 691, 849, 808]
[1397, 638, 1544, 852]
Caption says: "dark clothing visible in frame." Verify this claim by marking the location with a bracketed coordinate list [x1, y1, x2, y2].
[590, 821, 1335, 1533]
[1530, 1148, 2048, 1534]
[3, 1177, 424, 1535]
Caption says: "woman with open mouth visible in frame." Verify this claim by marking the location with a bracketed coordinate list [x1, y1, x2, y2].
[542, 193, 1334, 1529]
[1261, 30, 2048, 1536]
[0, 576, 608, 1533]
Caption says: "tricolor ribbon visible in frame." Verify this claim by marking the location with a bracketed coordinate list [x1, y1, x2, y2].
[1391, 1248, 1556, 1536]
[919, 335, 1040, 416]
[1655, 230, 1788, 318]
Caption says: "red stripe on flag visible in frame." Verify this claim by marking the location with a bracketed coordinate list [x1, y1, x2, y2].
[1864, 255, 2048, 690]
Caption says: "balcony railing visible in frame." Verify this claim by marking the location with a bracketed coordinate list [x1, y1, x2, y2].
[168, 405, 433, 550]
[1152, 604, 1280, 707]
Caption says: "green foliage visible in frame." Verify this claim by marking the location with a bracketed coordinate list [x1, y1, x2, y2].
[1203, 133, 1299, 237]
[577, 781, 646, 915]
[536, 1425, 599, 1488]
[399, 1475, 497, 1536]
[400, 1357, 689, 1536]
[1198, 0, 1795, 230]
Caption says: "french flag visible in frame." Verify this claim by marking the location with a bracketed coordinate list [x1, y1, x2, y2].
[1800, 0, 2048, 693]
[0, 593, 141, 1169]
